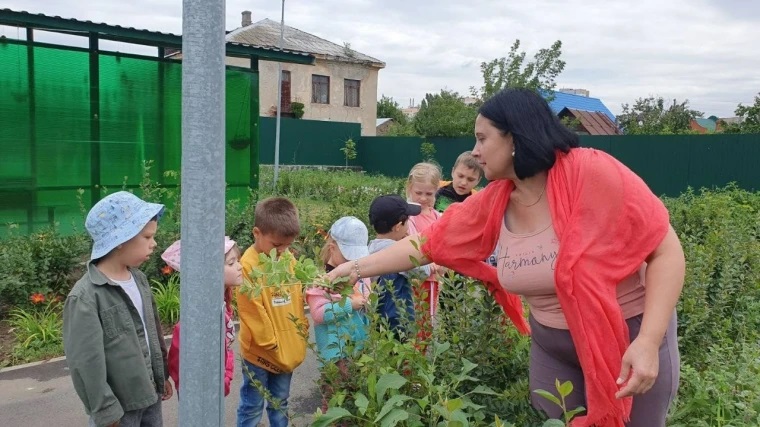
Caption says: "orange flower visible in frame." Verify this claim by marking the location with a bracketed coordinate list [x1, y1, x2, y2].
[316, 228, 327, 238]
[162, 265, 174, 275]
[30, 293, 46, 304]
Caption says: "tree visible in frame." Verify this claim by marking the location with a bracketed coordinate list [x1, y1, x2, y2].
[413, 90, 477, 137]
[376, 95, 408, 125]
[471, 39, 566, 102]
[721, 93, 760, 134]
[616, 96, 703, 135]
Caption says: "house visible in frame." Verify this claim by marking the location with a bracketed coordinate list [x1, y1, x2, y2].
[376, 118, 395, 135]
[558, 108, 622, 135]
[225, 11, 385, 135]
[547, 90, 617, 123]
[547, 90, 620, 135]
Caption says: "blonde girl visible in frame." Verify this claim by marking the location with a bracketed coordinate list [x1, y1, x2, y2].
[405, 162, 443, 341]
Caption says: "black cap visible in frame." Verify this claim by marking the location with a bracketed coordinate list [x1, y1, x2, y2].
[369, 195, 422, 233]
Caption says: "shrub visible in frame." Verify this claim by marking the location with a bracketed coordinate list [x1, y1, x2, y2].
[0, 229, 88, 310]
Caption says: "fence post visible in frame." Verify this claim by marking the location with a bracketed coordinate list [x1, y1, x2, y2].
[179, 0, 226, 425]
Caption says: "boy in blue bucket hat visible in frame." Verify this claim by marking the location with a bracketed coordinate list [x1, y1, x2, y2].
[63, 191, 173, 427]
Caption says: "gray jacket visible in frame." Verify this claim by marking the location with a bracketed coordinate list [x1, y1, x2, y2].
[368, 238, 431, 279]
[63, 262, 168, 427]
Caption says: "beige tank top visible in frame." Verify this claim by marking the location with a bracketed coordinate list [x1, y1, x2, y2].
[496, 221, 646, 329]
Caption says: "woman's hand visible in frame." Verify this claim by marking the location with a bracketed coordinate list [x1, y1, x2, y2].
[326, 261, 358, 285]
[615, 336, 660, 398]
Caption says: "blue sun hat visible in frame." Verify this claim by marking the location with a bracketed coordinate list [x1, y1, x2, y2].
[329, 216, 369, 261]
[85, 191, 165, 260]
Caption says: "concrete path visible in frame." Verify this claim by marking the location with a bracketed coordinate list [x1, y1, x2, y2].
[0, 325, 321, 426]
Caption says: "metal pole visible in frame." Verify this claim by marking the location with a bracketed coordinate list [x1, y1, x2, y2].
[179, 0, 226, 425]
[273, 0, 285, 189]
[88, 33, 101, 207]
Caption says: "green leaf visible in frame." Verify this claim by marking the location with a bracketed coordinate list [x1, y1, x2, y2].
[565, 406, 586, 421]
[354, 392, 369, 416]
[446, 398, 464, 412]
[375, 373, 407, 404]
[375, 394, 412, 421]
[378, 408, 409, 427]
[470, 385, 500, 396]
[542, 420, 566, 427]
[533, 389, 561, 406]
[558, 380, 573, 398]
[311, 407, 351, 427]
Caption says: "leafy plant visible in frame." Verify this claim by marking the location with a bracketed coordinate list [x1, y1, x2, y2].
[152, 274, 181, 325]
[291, 102, 305, 119]
[8, 300, 63, 359]
[533, 380, 585, 425]
[420, 141, 436, 162]
[340, 138, 358, 167]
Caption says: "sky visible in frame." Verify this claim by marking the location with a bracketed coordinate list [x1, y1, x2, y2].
[4, 0, 759, 117]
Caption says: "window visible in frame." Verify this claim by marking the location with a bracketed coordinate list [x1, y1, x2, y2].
[344, 79, 360, 107]
[281, 70, 291, 111]
[311, 75, 330, 104]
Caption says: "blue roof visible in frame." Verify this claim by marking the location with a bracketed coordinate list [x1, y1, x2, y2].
[547, 91, 616, 123]
[694, 118, 717, 132]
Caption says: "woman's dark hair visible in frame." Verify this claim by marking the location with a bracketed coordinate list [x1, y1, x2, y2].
[478, 88, 579, 179]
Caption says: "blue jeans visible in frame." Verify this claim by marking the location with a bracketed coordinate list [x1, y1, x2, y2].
[237, 359, 293, 427]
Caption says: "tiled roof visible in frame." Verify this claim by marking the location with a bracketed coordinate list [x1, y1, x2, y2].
[548, 91, 616, 123]
[561, 108, 622, 136]
[227, 19, 384, 67]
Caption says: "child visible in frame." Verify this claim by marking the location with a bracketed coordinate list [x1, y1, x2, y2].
[236, 197, 306, 427]
[368, 195, 429, 341]
[434, 151, 483, 213]
[63, 191, 172, 427]
[161, 236, 242, 398]
[305, 216, 372, 413]
[405, 162, 443, 339]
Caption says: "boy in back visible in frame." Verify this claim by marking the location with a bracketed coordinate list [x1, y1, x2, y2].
[434, 151, 483, 213]
[236, 197, 307, 427]
[368, 195, 430, 341]
[64, 191, 172, 427]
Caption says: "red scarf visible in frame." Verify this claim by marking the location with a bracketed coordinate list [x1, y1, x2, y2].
[421, 148, 669, 426]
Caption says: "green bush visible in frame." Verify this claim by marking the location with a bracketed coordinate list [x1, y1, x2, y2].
[664, 185, 760, 426]
[0, 228, 88, 309]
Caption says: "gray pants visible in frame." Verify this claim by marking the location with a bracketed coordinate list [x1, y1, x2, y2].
[529, 312, 680, 427]
[89, 396, 163, 427]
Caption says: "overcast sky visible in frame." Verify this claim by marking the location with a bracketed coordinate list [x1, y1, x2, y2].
[5, 0, 759, 117]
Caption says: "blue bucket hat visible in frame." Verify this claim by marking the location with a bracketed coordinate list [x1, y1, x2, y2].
[86, 191, 165, 260]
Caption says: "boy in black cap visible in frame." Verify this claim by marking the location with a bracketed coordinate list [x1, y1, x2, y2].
[368, 195, 430, 341]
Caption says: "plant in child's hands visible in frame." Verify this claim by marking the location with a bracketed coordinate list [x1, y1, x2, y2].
[240, 249, 350, 298]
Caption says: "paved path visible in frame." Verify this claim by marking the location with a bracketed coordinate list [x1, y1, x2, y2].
[0, 325, 321, 427]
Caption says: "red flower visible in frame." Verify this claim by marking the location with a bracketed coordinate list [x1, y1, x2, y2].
[162, 265, 174, 275]
[30, 293, 46, 304]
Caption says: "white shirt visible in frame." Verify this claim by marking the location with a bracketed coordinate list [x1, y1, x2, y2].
[112, 274, 151, 357]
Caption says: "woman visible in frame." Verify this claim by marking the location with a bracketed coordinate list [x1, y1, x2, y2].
[327, 88, 684, 427]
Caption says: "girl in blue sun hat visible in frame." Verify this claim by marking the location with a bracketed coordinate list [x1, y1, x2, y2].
[63, 191, 173, 427]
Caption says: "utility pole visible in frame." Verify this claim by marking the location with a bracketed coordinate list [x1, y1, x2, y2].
[179, 0, 226, 424]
